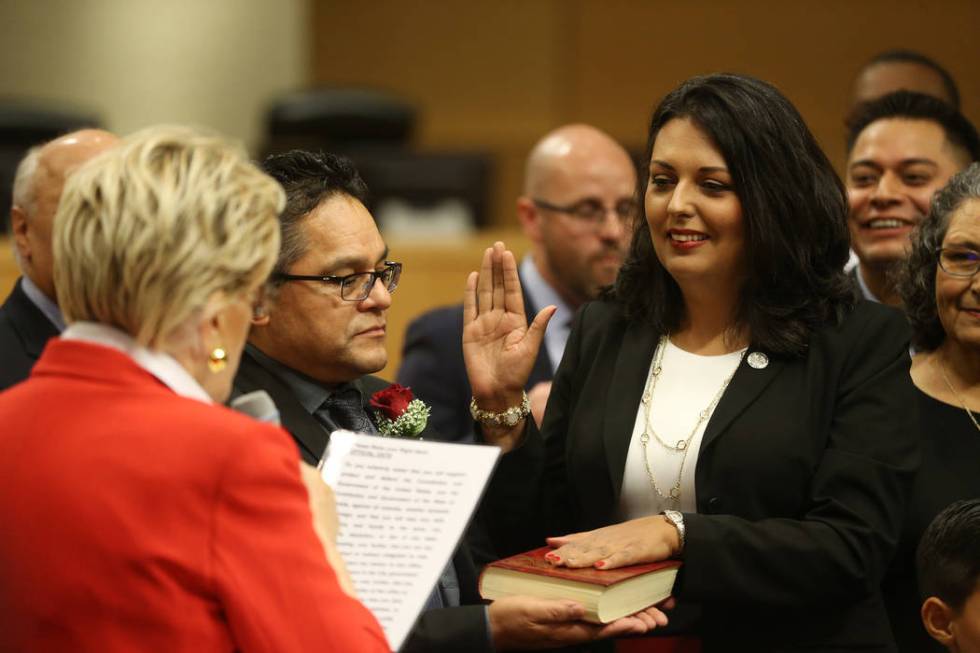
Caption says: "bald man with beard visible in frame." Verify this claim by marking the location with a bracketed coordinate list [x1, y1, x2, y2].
[398, 124, 636, 441]
[0, 129, 119, 389]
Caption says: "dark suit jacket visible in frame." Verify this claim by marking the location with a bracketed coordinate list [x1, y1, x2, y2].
[483, 299, 919, 652]
[398, 281, 553, 442]
[0, 278, 60, 391]
[233, 350, 492, 653]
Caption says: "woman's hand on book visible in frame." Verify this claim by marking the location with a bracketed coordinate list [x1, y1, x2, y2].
[544, 515, 682, 570]
[488, 595, 671, 650]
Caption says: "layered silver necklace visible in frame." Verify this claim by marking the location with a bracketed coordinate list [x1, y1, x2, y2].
[638, 335, 745, 504]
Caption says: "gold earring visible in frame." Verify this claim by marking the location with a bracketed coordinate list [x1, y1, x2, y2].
[208, 347, 227, 373]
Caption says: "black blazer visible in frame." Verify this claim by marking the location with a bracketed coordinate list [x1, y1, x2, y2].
[232, 350, 492, 653]
[0, 278, 60, 391]
[483, 299, 919, 652]
[398, 279, 553, 442]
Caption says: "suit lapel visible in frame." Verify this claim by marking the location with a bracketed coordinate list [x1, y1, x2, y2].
[603, 320, 660, 496]
[233, 351, 327, 463]
[698, 350, 784, 453]
[7, 279, 60, 359]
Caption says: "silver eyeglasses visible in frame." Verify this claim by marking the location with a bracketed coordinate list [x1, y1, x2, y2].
[937, 247, 980, 278]
[532, 197, 636, 227]
[273, 261, 402, 301]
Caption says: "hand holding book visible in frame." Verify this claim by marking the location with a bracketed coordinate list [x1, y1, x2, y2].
[487, 595, 674, 650]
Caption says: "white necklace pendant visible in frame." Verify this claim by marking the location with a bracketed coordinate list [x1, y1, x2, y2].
[675, 439, 688, 451]
[669, 486, 681, 500]
[747, 351, 769, 369]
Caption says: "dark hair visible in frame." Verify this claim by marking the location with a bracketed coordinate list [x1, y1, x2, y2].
[846, 91, 980, 161]
[917, 498, 980, 609]
[865, 49, 960, 109]
[900, 163, 980, 351]
[610, 73, 854, 357]
[260, 150, 369, 276]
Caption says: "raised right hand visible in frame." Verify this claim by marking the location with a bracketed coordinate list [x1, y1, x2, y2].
[462, 242, 555, 449]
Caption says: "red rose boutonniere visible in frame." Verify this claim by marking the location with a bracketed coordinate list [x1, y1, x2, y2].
[370, 384, 430, 438]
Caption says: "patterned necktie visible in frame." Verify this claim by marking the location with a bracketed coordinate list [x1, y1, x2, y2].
[321, 387, 378, 435]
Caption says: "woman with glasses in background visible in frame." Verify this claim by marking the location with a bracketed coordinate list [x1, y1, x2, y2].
[888, 162, 980, 652]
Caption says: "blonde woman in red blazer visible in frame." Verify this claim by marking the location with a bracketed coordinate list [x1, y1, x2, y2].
[0, 126, 388, 653]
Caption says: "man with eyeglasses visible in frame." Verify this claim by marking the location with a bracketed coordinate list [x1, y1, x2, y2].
[846, 91, 980, 307]
[399, 124, 636, 439]
[233, 150, 654, 653]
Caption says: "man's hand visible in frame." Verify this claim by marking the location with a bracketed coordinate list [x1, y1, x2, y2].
[298, 462, 357, 597]
[462, 242, 555, 451]
[544, 515, 682, 570]
[488, 595, 671, 650]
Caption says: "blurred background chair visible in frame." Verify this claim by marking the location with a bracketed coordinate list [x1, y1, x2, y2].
[261, 87, 491, 237]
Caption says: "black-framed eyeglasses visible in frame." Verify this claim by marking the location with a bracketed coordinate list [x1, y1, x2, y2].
[937, 247, 980, 278]
[273, 261, 402, 301]
[532, 197, 636, 226]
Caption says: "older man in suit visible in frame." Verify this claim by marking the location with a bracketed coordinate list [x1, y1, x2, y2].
[0, 129, 118, 389]
[233, 149, 661, 653]
[398, 125, 636, 441]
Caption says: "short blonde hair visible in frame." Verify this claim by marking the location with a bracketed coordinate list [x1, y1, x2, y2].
[53, 125, 284, 348]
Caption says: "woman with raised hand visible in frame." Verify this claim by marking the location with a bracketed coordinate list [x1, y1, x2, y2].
[0, 126, 388, 652]
[464, 74, 919, 651]
[886, 162, 980, 652]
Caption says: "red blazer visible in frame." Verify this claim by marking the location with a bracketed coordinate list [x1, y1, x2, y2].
[0, 339, 389, 653]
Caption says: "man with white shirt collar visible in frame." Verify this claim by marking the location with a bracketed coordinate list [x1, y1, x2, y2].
[845, 92, 979, 307]
[0, 129, 119, 389]
[398, 124, 636, 439]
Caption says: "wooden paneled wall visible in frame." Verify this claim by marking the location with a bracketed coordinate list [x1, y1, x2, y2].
[312, 0, 980, 227]
[0, 240, 17, 300]
[6, 2, 977, 384]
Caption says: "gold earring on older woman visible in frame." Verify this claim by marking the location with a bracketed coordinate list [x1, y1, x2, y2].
[208, 347, 227, 373]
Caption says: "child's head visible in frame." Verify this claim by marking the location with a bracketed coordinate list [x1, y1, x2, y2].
[918, 499, 980, 651]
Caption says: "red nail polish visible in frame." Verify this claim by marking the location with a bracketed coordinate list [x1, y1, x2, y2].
[594, 560, 606, 568]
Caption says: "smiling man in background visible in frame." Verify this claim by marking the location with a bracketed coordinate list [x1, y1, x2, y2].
[845, 91, 979, 306]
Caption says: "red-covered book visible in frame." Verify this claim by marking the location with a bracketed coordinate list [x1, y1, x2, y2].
[479, 546, 681, 623]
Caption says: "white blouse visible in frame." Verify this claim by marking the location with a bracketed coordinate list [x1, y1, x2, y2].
[616, 339, 745, 520]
